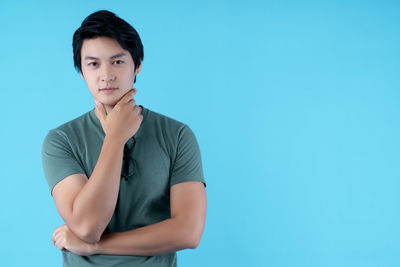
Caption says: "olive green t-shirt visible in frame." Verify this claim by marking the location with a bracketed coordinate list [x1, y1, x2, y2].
[41, 105, 206, 267]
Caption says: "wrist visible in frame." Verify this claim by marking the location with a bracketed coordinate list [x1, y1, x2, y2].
[88, 241, 101, 255]
[103, 135, 125, 149]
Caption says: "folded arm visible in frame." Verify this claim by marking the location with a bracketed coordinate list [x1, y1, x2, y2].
[52, 136, 124, 244]
[52, 91, 143, 244]
[93, 181, 207, 255]
[53, 181, 207, 255]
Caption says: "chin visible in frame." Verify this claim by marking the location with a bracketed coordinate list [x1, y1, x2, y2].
[98, 93, 123, 106]
[103, 100, 119, 106]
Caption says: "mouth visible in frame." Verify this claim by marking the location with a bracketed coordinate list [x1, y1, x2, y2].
[99, 87, 118, 95]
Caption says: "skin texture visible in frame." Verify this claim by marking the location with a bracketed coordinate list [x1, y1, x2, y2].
[51, 36, 207, 256]
[52, 182, 207, 256]
[52, 91, 142, 244]
[80, 36, 142, 114]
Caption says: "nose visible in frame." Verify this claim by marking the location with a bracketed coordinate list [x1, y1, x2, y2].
[100, 64, 116, 83]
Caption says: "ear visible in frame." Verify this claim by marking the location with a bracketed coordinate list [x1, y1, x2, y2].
[135, 61, 142, 75]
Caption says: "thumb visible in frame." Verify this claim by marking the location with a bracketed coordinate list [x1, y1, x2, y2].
[95, 100, 107, 121]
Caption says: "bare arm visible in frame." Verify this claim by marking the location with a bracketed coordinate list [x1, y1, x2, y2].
[52, 137, 124, 244]
[91, 181, 207, 255]
[52, 89, 142, 243]
[53, 181, 207, 255]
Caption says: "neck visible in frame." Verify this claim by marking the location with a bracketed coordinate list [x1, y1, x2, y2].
[104, 104, 114, 115]
[93, 104, 115, 121]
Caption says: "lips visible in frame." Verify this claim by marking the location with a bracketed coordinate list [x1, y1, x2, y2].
[100, 87, 118, 95]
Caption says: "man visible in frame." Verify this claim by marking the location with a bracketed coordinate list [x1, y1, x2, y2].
[41, 10, 207, 267]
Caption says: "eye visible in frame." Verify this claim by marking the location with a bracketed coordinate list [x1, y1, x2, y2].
[113, 60, 124, 65]
[88, 62, 98, 67]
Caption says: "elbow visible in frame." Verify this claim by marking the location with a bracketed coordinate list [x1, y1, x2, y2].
[186, 236, 201, 249]
[80, 231, 101, 244]
[182, 225, 203, 249]
[73, 225, 102, 244]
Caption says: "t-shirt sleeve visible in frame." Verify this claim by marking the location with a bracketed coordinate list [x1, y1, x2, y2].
[170, 124, 206, 187]
[41, 129, 86, 195]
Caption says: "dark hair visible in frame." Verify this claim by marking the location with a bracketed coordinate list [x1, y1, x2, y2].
[72, 10, 144, 83]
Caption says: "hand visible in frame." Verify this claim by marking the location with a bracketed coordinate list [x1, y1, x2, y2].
[52, 224, 95, 256]
[95, 88, 143, 145]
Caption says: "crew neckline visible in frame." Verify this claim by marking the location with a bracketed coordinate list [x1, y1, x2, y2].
[89, 104, 148, 139]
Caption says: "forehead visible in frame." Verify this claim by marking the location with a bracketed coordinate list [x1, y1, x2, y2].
[81, 37, 127, 59]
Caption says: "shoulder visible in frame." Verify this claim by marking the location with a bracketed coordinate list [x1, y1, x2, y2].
[145, 108, 187, 129]
[42, 110, 92, 149]
[144, 107, 192, 137]
[145, 107, 200, 147]
[52, 110, 92, 134]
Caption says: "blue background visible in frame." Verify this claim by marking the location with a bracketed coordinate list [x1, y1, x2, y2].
[1, 0, 399, 266]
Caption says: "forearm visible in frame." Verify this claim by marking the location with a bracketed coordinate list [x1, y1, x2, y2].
[53, 182, 206, 256]
[69, 136, 124, 242]
[91, 217, 199, 256]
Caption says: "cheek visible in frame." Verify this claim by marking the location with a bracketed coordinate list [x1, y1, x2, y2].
[122, 70, 136, 86]
[84, 78, 98, 95]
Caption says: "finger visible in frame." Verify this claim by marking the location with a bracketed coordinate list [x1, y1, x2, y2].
[53, 231, 62, 245]
[133, 105, 142, 115]
[54, 226, 66, 241]
[53, 225, 64, 236]
[127, 98, 136, 107]
[95, 102, 107, 121]
[54, 234, 61, 248]
[119, 89, 137, 104]
[52, 227, 61, 244]
[52, 230, 59, 245]
[55, 238, 65, 251]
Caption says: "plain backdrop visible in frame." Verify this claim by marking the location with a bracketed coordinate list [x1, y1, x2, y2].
[1, 0, 399, 266]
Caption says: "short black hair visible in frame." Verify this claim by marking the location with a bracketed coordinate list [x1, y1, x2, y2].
[72, 10, 144, 83]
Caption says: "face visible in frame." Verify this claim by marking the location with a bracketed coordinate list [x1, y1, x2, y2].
[80, 36, 141, 106]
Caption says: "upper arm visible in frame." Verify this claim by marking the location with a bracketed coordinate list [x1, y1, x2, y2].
[42, 129, 87, 193]
[42, 129, 90, 220]
[52, 173, 88, 225]
[170, 181, 207, 247]
[168, 125, 207, 247]
[42, 130, 89, 232]
[170, 125, 206, 187]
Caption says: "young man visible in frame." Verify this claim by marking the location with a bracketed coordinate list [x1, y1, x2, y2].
[41, 10, 207, 267]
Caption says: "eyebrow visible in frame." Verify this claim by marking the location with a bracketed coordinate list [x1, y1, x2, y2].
[84, 52, 127, 61]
